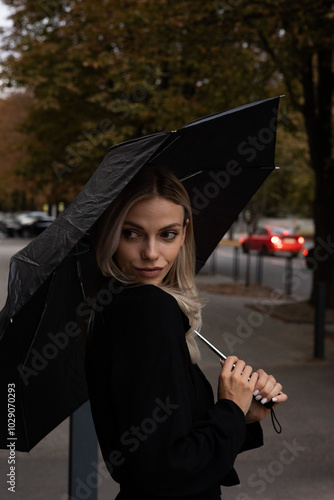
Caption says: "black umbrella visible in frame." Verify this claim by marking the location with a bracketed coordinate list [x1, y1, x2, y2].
[0, 96, 281, 451]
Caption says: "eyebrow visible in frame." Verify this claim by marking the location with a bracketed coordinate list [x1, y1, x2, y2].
[123, 220, 182, 230]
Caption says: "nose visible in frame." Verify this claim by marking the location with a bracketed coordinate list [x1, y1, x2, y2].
[141, 238, 159, 261]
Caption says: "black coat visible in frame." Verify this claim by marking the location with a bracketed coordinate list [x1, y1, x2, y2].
[85, 283, 263, 499]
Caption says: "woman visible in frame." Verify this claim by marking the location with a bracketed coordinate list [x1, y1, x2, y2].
[85, 165, 287, 499]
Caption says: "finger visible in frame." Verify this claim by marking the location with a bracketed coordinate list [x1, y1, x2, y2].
[248, 370, 259, 390]
[260, 375, 278, 394]
[253, 373, 278, 402]
[271, 391, 288, 404]
[241, 364, 253, 379]
[239, 365, 258, 393]
[253, 369, 268, 395]
[233, 359, 247, 375]
[259, 382, 283, 405]
[265, 378, 282, 397]
[223, 356, 240, 372]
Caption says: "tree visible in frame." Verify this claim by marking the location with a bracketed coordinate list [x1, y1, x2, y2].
[0, 92, 35, 211]
[218, 0, 334, 305]
[1, 0, 326, 305]
[256, 109, 313, 218]
[0, 0, 279, 204]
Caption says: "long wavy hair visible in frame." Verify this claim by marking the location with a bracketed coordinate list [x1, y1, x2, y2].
[92, 165, 202, 363]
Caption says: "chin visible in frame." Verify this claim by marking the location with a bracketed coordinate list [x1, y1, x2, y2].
[139, 278, 162, 286]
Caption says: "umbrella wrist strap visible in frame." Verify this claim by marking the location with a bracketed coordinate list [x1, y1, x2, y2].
[270, 407, 282, 434]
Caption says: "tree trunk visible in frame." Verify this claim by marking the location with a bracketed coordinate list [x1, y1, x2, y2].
[301, 49, 334, 307]
[311, 173, 334, 307]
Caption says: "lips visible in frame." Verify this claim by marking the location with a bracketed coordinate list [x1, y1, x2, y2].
[135, 267, 164, 278]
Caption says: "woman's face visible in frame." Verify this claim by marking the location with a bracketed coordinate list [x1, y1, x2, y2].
[115, 196, 188, 285]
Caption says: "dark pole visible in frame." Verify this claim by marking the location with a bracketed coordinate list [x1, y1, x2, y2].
[285, 256, 293, 296]
[69, 401, 98, 499]
[314, 281, 326, 359]
[245, 251, 251, 287]
[256, 253, 263, 285]
[243, 211, 252, 287]
[233, 246, 239, 281]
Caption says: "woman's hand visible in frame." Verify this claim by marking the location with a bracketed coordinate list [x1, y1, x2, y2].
[218, 356, 259, 415]
[245, 369, 288, 423]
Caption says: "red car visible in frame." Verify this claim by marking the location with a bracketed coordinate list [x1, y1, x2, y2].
[240, 226, 305, 256]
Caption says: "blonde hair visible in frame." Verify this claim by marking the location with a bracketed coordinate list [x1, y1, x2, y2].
[92, 165, 202, 363]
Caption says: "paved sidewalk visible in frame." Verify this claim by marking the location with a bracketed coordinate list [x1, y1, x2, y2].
[196, 274, 334, 500]
[0, 270, 333, 499]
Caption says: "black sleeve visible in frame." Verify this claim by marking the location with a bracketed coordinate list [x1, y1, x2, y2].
[242, 422, 264, 452]
[86, 284, 260, 497]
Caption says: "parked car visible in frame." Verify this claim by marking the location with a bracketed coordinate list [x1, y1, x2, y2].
[0, 213, 22, 237]
[239, 226, 305, 257]
[16, 211, 56, 238]
[0, 220, 8, 237]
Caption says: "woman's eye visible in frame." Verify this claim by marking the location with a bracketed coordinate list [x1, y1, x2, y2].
[161, 231, 178, 240]
[123, 229, 138, 239]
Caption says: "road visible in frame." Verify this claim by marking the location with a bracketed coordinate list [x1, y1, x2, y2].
[201, 243, 313, 301]
[0, 238, 313, 310]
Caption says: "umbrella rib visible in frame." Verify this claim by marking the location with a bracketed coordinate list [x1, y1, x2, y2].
[180, 171, 204, 182]
[76, 254, 87, 302]
[149, 134, 181, 164]
[12, 254, 40, 266]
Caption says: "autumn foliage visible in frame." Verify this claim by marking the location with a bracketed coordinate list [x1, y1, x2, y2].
[0, 0, 333, 303]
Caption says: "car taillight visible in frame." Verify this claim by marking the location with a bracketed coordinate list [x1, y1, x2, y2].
[298, 236, 305, 244]
[271, 236, 283, 248]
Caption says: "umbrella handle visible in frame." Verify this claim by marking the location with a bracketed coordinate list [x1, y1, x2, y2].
[195, 330, 275, 410]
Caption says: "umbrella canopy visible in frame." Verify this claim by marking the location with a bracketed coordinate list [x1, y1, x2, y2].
[0, 96, 281, 451]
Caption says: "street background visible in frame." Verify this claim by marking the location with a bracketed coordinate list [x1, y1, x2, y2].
[0, 0, 333, 498]
[0, 237, 333, 499]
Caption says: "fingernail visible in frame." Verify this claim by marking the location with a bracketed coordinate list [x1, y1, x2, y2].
[255, 395, 262, 401]
[253, 390, 259, 396]
[261, 397, 268, 404]
[272, 397, 278, 402]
